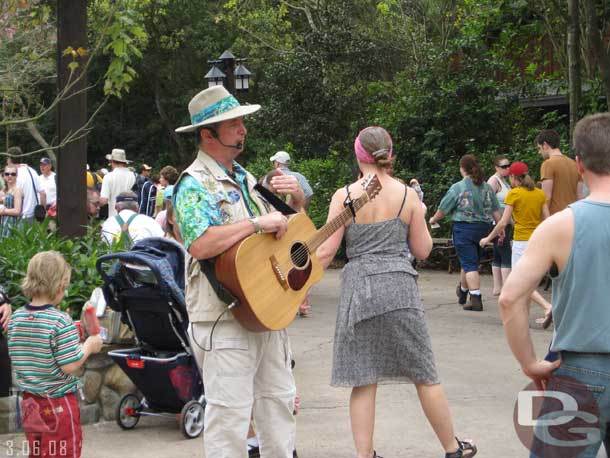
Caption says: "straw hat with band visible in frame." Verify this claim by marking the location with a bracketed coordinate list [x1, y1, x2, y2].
[105, 148, 131, 164]
[175, 86, 261, 133]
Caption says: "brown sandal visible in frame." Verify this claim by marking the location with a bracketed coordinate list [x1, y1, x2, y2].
[445, 438, 477, 458]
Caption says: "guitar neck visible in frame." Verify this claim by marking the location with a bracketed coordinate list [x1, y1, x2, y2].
[308, 194, 370, 251]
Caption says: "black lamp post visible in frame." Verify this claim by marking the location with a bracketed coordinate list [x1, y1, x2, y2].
[204, 50, 252, 95]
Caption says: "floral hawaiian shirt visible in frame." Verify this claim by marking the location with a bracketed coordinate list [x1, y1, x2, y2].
[174, 161, 261, 250]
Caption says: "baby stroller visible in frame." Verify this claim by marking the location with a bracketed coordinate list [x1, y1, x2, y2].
[96, 237, 205, 439]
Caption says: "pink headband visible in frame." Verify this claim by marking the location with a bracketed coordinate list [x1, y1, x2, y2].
[354, 128, 393, 164]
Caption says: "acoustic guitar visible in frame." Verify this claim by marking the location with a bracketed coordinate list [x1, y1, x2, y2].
[215, 175, 382, 332]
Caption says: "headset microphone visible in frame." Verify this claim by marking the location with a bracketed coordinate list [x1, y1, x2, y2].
[209, 128, 243, 149]
[218, 139, 243, 149]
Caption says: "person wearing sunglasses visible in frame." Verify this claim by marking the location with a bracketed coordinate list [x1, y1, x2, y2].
[487, 156, 513, 296]
[0, 166, 23, 237]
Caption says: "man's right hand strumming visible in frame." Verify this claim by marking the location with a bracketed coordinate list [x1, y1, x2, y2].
[257, 211, 288, 239]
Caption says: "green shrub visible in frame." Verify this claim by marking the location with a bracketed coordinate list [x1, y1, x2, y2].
[0, 221, 114, 317]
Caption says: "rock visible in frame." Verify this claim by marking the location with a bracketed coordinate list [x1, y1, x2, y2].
[82, 370, 103, 403]
[0, 412, 22, 434]
[99, 386, 120, 421]
[84, 353, 114, 370]
[103, 365, 136, 396]
[0, 395, 17, 413]
[79, 402, 101, 425]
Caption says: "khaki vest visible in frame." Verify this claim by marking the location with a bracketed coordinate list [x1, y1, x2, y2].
[177, 150, 271, 323]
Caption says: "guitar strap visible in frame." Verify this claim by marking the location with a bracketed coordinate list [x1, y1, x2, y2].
[253, 183, 297, 215]
[198, 183, 298, 309]
[199, 258, 238, 308]
[343, 185, 356, 220]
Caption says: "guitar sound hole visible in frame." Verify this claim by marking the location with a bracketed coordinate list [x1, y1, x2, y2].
[290, 242, 309, 269]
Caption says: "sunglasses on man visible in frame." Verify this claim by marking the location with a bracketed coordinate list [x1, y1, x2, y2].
[3, 172, 17, 177]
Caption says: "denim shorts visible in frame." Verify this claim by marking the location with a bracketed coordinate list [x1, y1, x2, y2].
[492, 224, 512, 268]
[530, 352, 610, 458]
[452, 221, 493, 273]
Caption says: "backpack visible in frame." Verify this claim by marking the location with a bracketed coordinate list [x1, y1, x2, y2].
[114, 213, 138, 249]
[90, 171, 102, 192]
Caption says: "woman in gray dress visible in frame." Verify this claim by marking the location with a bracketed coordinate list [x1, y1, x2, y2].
[317, 127, 477, 458]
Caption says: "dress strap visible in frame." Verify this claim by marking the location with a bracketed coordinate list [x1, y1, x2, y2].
[397, 185, 408, 217]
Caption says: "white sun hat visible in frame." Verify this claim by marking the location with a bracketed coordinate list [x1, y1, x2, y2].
[270, 151, 291, 164]
[175, 86, 261, 133]
[105, 148, 130, 163]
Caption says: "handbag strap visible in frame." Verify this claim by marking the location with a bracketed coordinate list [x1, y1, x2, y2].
[25, 166, 40, 205]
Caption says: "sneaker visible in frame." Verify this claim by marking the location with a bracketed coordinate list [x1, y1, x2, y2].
[463, 294, 483, 311]
[249, 445, 297, 457]
[456, 284, 469, 305]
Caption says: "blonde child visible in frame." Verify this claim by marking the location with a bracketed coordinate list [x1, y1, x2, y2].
[7, 252, 103, 458]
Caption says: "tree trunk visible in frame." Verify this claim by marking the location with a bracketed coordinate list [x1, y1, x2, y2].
[57, 0, 88, 237]
[25, 121, 57, 164]
[567, 0, 581, 138]
[584, 0, 610, 111]
[151, 76, 188, 166]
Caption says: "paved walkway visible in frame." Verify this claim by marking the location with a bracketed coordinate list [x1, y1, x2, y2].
[0, 269, 584, 457]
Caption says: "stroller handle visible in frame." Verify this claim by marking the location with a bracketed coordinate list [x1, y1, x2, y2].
[96, 251, 167, 288]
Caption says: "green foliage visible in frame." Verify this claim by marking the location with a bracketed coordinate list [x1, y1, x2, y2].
[293, 153, 354, 228]
[242, 147, 353, 228]
[92, 2, 148, 98]
[0, 222, 113, 317]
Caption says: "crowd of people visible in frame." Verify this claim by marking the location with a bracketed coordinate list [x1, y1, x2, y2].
[1, 82, 609, 458]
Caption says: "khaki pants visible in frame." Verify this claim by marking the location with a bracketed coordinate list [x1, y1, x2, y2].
[189, 319, 296, 458]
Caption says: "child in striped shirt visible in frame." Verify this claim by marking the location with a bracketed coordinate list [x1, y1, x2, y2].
[7, 251, 103, 458]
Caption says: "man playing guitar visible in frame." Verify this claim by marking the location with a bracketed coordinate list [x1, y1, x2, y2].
[174, 86, 305, 458]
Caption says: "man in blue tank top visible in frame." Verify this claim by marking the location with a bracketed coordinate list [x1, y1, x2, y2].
[499, 112, 610, 457]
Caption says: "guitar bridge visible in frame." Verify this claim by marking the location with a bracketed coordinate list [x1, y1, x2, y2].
[270, 255, 289, 290]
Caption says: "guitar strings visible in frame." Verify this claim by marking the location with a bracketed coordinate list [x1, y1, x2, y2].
[277, 198, 363, 271]
[276, 182, 379, 273]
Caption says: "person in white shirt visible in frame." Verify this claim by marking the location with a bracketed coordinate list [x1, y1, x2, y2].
[101, 191, 164, 246]
[37, 157, 56, 208]
[100, 149, 136, 217]
[6, 148, 38, 221]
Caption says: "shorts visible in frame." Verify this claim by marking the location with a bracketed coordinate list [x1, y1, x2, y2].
[512, 240, 528, 267]
[492, 224, 513, 268]
[452, 221, 493, 273]
[21, 392, 82, 458]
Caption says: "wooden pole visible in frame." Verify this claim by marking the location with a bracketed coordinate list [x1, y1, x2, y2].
[57, 0, 88, 237]
[567, 0, 581, 138]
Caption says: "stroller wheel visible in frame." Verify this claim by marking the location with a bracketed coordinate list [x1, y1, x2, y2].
[116, 394, 141, 430]
[180, 400, 205, 439]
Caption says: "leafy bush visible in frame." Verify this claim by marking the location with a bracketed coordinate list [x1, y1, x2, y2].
[0, 221, 113, 317]
[244, 148, 354, 228]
